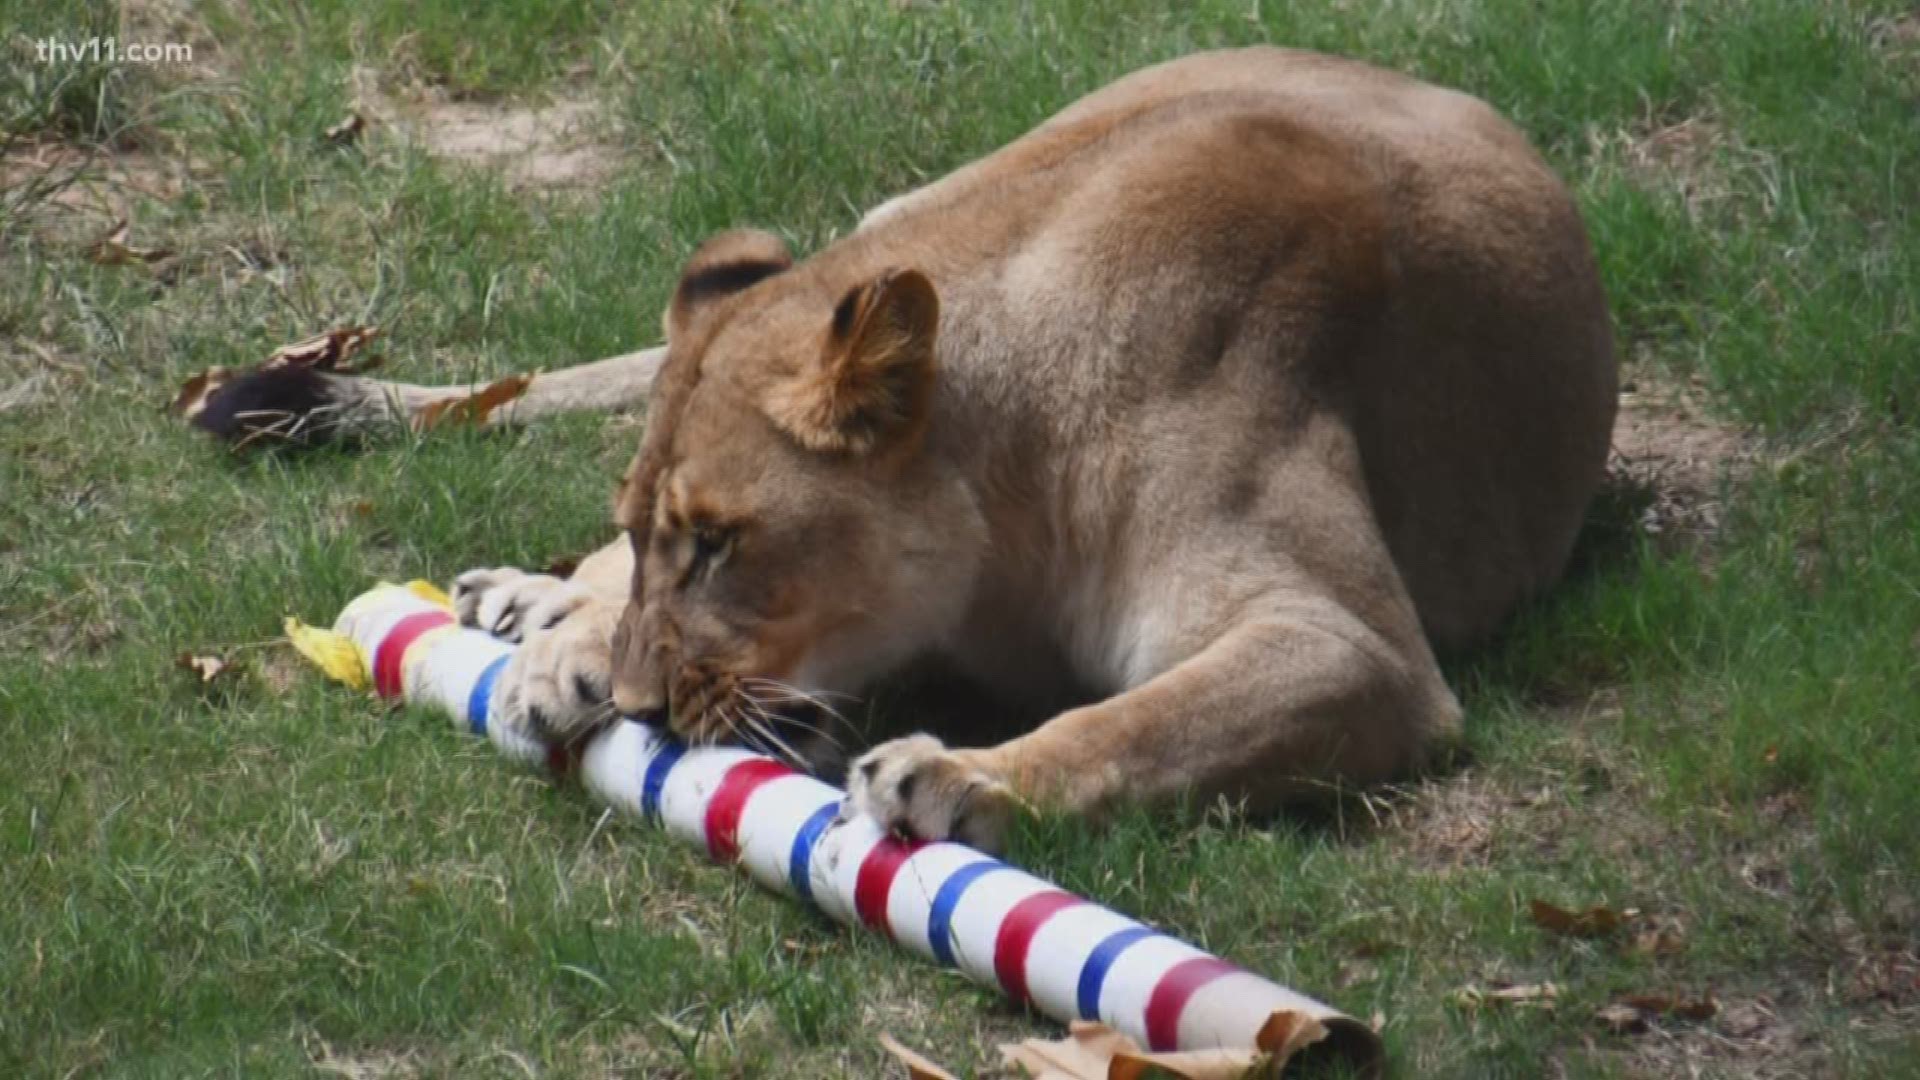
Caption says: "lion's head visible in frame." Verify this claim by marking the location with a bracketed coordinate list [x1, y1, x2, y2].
[608, 230, 987, 748]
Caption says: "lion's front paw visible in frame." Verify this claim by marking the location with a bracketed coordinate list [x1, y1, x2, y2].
[847, 734, 1018, 852]
[453, 567, 591, 643]
[487, 600, 621, 745]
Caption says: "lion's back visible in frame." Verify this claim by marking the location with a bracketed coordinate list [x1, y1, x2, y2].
[974, 48, 1619, 650]
[857, 48, 1617, 653]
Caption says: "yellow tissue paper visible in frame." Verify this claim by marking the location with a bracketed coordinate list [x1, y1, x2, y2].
[284, 616, 369, 689]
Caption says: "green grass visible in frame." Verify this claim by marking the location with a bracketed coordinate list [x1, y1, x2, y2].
[5, 0, 1919, 1075]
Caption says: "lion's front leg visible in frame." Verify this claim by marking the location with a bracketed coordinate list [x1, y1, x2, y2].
[848, 604, 1461, 852]
[451, 537, 633, 743]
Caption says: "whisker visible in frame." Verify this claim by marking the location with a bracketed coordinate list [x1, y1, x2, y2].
[737, 686, 845, 750]
[748, 720, 808, 770]
[737, 708, 794, 762]
[738, 677, 859, 730]
[699, 701, 739, 752]
[742, 677, 860, 704]
[726, 692, 809, 768]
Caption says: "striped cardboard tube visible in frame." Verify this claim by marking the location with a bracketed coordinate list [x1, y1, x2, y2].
[329, 584, 1383, 1070]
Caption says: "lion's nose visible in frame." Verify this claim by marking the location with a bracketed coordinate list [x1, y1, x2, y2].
[615, 696, 665, 725]
[611, 603, 667, 721]
[612, 664, 667, 721]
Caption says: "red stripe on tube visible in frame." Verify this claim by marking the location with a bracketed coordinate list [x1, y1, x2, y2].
[371, 611, 453, 697]
[703, 758, 795, 861]
[853, 837, 924, 934]
[993, 890, 1083, 1004]
[1143, 957, 1239, 1051]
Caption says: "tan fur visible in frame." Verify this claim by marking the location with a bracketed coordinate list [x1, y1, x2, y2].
[453, 48, 1616, 850]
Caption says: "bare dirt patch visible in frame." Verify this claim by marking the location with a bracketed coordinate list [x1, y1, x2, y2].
[347, 68, 621, 191]
[1610, 373, 1763, 547]
[409, 97, 617, 189]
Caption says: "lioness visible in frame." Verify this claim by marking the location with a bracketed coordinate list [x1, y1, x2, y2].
[250, 48, 1616, 850]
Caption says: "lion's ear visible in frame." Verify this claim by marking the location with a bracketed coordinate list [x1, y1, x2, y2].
[666, 229, 793, 340]
[763, 269, 939, 454]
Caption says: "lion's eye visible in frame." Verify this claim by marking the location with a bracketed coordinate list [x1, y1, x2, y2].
[688, 524, 734, 575]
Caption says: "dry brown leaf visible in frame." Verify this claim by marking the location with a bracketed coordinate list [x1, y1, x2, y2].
[176, 653, 234, 684]
[23, 339, 83, 374]
[1629, 925, 1687, 958]
[1454, 982, 1558, 1010]
[1595, 1001, 1647, 1034]
[324, 112, 367, 146]
[995, 1017, 1322, 1080]
[542, 553, 585, 579]
[1597, 992, 1718, 1035]
[1001, 1021, 1142, 1079]
[878, 1033, 962, 1080]
[169, 366, 235, 420]
[1109, 1049, 1270, 1080]
[1530, 899, 1627, 938]
[1253, 1009, 1330, 1063]
[1620, 992, 1718, 1021]
[263, 326, 383, 374]
[0, 376, 45, 414]
[89, 219, 172, 265]
[412, 373, 533, 431]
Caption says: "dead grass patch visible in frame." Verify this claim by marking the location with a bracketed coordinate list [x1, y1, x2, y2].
[121, 0, 228, 82]
[1620, 117, 1727, 204]
[1590, 109, 1783, 226]
[1391, 726, 1868, 1079]
[1596, 930, 1913, 1080]
[1606, 913, 1918, 1079]
[2, 0, 226, 228]
[1373, 773, 1516, 872]
[304, 1033, 426, 1080]
[1601, 992, 1812, 1080]
[1870, 12, 1920, 67]
[0, 140, 202, 230]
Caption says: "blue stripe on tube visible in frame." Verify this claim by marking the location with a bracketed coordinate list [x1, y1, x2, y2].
[640, 738, 686, 818]
[466, 653, 510, 737]
[786, 800, 842, 903]
[1076, 925, 1157, 1021]
[926, 859, 1008, 968]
